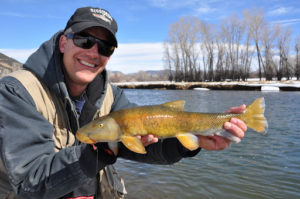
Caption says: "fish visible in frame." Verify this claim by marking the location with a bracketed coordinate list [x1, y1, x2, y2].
[76, 97, 268, 154]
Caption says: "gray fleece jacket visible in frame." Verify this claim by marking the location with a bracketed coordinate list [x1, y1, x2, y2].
[0, 31, 200, 199]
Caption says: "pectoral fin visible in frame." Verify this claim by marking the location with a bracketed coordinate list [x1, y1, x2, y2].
[176, 133, 199, 151]
[121, 135, 146, 154]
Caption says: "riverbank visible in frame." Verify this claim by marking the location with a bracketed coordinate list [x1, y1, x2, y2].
[112, 80, 300, 91]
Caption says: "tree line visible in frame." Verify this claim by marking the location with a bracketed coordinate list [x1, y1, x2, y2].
[163, 8, 300, 82]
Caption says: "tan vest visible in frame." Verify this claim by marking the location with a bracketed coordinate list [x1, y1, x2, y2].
[1, 70, 126, 199]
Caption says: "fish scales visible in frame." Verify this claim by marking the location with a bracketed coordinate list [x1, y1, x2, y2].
[76, 98, 268, 154]
[111, 107, 240, 137]
[110, 106, 181, 137]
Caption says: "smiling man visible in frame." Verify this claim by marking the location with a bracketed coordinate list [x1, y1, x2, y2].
[0, 6, 246, 199]
[60, 27, 113, 97]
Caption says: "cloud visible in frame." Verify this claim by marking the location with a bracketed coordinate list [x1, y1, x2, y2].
[195, 6, 216, 15]
[147, 0, 215, 10]
[108, 43, 165, 73]
[0, 43, 165, 74]
[147, 0, 219, 18]
[268, 7, 293, 16]
[0, 48, 36, 63]
[272, 18, 300, 26]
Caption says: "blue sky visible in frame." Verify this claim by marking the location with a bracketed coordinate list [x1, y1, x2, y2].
[1, 0, 300, 73]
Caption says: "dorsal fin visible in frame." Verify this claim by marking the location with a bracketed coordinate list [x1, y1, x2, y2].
[161, 100, 185, 111]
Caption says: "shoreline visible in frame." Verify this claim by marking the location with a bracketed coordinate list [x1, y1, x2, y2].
[112, 80, 300, 91]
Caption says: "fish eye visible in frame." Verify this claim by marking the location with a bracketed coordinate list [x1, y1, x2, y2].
[98, 123, 104, 128]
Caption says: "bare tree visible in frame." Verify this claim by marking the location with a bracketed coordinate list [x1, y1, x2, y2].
[295, 35, 300, 80]
[164, 16, 200, 82]
[221, 14, 246, 80]
[165, 22, 183, 81]
[244, 8, 266, 80]
[240, 27, 254, 81]
[163, 6, 298, 83]
[260, 24, 280, 80]
[200, 21, 215, 81]
[215, 32, 226, 81]
[277, 25, 292, 80]
[163, 41, 173, 81]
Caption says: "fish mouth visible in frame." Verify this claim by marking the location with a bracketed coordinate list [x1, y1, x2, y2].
[76, 131, 96, 144]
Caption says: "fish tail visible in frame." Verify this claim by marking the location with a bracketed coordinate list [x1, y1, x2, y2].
[242, 97, 268, 134]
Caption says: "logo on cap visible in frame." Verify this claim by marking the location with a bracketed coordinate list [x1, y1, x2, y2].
[90, 8, 113, 24]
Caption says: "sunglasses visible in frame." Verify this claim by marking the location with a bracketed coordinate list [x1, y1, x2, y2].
[66, 32, 115, 57]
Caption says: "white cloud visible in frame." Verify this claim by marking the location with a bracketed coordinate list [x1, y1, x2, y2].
[195, 6, 216, 15]
[272, 18, 300, 26]
[0, 48, 36, 63]
[108, 42, 165, 73]
[0, 43, 165, 74]
[268, 7, 293, 16]
[147, 0, 216, 10]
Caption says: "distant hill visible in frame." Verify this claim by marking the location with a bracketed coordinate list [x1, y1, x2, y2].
[108, 69, 170, 82]
[0, 53, 22, 77]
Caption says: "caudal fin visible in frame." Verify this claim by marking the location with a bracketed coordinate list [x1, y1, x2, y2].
[243, 97, 268, 134]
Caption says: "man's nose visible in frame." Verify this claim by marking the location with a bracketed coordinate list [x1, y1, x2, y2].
[85, 44, 99, 58]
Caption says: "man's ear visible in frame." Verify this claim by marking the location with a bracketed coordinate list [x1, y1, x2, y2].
[59, 35, 67, 53]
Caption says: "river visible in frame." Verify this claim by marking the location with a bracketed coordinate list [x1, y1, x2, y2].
[114, 89, 300, 199]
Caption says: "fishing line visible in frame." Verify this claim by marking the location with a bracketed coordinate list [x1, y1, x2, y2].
[95, 146, 98, 175]
[95, 146, 99, 199]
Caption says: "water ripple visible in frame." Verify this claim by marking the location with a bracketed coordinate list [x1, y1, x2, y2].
[114, 90, 300, 199]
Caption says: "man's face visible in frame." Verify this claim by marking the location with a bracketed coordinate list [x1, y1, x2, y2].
[59, 27, 111, 91]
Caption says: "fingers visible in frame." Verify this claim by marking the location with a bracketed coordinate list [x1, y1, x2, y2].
[139, 134, 159, 147]
[198, 135, 231, 151]
[226, 104, 246, 114]
[224, 118, 247, 138]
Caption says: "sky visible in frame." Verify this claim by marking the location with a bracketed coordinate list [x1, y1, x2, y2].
[1, 0, 300, 74]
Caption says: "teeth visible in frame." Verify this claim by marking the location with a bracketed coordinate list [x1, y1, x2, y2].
[80, 60, 95, 68]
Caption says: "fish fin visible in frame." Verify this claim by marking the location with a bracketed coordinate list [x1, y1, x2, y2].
[176, 133, 199, 151]
[243, 97, 268, 134]
[216, 130, 241, 143]
[161, 100, 185, 111]
[121, 135, 146, 154]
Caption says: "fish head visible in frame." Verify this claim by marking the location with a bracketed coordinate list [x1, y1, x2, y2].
[76, 116, 122, 144]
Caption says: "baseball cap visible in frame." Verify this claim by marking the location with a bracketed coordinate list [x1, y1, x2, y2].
[64, 7, 118, 47]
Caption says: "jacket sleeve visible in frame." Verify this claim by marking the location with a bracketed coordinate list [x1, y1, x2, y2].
[110, 85, 200, 164]
[0, 77, 115, 199]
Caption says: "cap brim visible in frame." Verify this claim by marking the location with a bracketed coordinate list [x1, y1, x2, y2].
[67, 21, 118, 47]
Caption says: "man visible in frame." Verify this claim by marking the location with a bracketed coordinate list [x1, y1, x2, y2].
[0, 7, 246, 199]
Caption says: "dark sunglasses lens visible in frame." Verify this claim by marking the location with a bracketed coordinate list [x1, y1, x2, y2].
[73, 35, 96, 49]
[97, 41, 115, 57]
[72, 33, 115, 57]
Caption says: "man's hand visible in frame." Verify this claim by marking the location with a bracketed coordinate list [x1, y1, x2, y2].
[197, 104, 247, 151]
[137, 134, 159, 147]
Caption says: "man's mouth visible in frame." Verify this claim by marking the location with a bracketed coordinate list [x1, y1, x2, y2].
[79, 60, 97, 68]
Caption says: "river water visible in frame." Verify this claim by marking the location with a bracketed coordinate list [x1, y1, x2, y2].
[114, 89, 300, 199]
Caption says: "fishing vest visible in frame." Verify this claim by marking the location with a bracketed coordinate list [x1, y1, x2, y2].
[0, 70, 126, 199]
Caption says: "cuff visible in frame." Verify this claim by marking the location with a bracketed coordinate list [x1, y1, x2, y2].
[178, 145, 201, 158]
